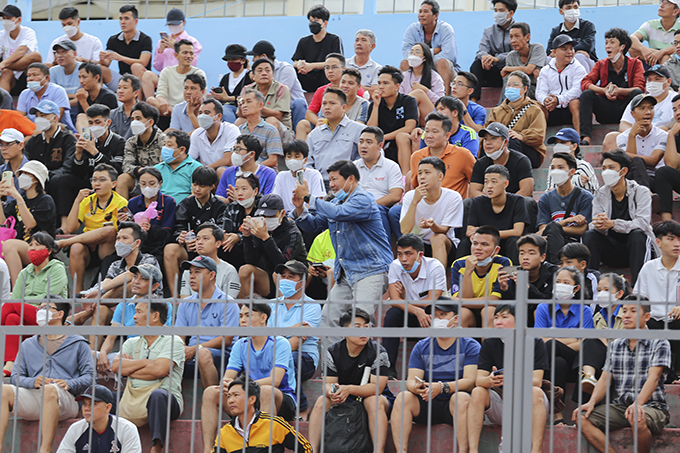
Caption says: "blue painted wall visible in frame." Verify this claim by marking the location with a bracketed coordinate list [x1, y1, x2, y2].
[22, 3, 657, 87]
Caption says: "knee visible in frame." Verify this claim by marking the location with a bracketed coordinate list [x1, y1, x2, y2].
[238, 264, 255, 278]
[580, 90, 596, 102]
[568, 99, 580, 110]
[130, 63, 146, 78]
[70, 243, 87, 258]
[2, 385, 14, 400]
[197, 348, 214, 368]
[395, 132, 411, 146]
[469, 386, 486, 402]
[429, 233, 447, 248]
[202, 386, 220, 404]
[265, 117, 280, 128]
[164, 243, 180, 258]
[532, 387, 544, 404]
[44, 384, 59, 402]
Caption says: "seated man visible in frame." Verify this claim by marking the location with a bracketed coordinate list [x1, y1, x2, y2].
[469, 0, 516, 102]
[118, 102, 166, 199]
[18, 62, 75, 132]
[75, 62, 118, 118]
[239, 58, 292, 132]
[340, 68, 370, 123]
[146, 39, 205, 118]
[451, 71, 487, 133]
[188, 100, 239, 176]
[0, 300, 94, 453]
[201, 303, 298, 452]
[180, 223, 240, 299]
[546, 0, 598, 72]
[400, 156, 463, 267]
[391, 301, 480, 452]
[74, 104, 125, 181]
[583, 150, 654, 285]
[385, 233, 446, 378]
[47, 7, 103, 67]
[216, 134, 277, 198]
[537, 152, 593, 264]
[272, 139, 326, 214]
[465, 304, 548, 453]
[501, 22, 546, 100]
[177, 255, 239, 389]
[155, 129, 202, 203]
[112, 302, 184, 453]
[630, 0, 680, 66]
[238, 194, 307, 298]
[665, 30, 680, 90]
[49, 40, 81, 125]
[656, 94, 680, 220]
[168, 73, 206, 133]
[579, 28, 645, 145]
[451, 226, 509, 328]
[236, 89, 283, 168]
[536, 35, 586, 133]
[57, 385, 142, 453]
[546, 127, 599, 193]
[306, 88, 365, 185]
[486, 70, 547, 168]
[367, 65, 418, 174]
[573, 303, 671, 453]
[0, 5, 41, 94]
[309, 308, 393, 452]
[348, 29, 383, 93]
[412, 96, 479, 158]
[110, 73, 141, 140]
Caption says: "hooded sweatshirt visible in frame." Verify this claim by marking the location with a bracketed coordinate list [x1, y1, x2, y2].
[536, 58, 587, 108]
[11, 259, 69, 302]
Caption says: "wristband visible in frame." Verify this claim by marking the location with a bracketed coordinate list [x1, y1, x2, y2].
[303, 194, 311, 203]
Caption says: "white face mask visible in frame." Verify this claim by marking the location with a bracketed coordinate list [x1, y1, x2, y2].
[601, 169, 622, 187]
[286, 158, 305, 173]
[549, 168, 570, 186]
[563, 8, 580, 23]
[553, 143, 572, 154]
[90, 125, 106, 139]
[168, 24, 183, 35]
[494, 11, 509, 26]
[610, 50, 622, 63]
[130, 120, 148, 136]
[36, 308, 53, 327]
[486, 147, 504, 161]
[141, 186, 159, 198]
[646, 81, 665, 97]
[2, 19, 16, 32]
[237, 195, 256, 208]
[231, 152, 251, 168]
[62, 25, 78, 37]
[554, 283, 575, 300]
[597, 290, 616, 307]
[432, 318, 451, 329]
[18, 174, 33, 190]
[407, 55, 424, 68]
[197, 113, 216, 130]
[34, 117, 52, 132]
[265, 215, 281, 231]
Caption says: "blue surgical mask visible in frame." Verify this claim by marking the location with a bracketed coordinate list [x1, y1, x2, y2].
[505, 87, 522, 102]
[402, 258, 420, 274]
[279, 279, 299, 298]
[334, 180, 350, 202]
[161, 146, 177, 164]
[478, 255, 494, 267]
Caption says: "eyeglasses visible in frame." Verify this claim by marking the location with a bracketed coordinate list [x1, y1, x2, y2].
[90, 177, 110, 184]
[232, 146, 248, 153]
[674, 41, 680, 46]
[324, 65, 341, 70]
[451, 81, 472, 89]
[0, 141, 17, 149]
[506, 83, 524, 88]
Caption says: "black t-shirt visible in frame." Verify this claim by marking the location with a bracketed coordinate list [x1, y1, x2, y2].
[219, 72, 253, 106]
[469, 193, 529, 232]
[608, 58, 629, 89]
[471, 150, 534, 194]
[79, 86, 119, 114]
[4, 193, 57, 240]
[326, 339, 392, 399]
[609, 194, 631, 242]
[292, 33, 343, 92]
[106, 31, 153, 75]
[367, 93, 418, 161]
[478, 337, 549, 373]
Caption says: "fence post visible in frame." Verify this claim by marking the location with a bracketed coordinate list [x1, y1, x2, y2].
[511, 270, 529, 452]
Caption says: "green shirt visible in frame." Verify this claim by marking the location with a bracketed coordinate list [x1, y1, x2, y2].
[635, 18, 680, 50]
[154, 155, 202, 204]
[11, 259, 68, 303]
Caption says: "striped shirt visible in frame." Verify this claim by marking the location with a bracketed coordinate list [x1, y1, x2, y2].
[546, 158, 600, 193]
[635, 19, 680, 50]
[239, 118, 283, 161]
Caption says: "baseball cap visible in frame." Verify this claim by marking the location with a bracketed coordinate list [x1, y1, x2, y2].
[630, 93, 658, 109]
[0, 128, 24, 143]
[223, 44, 247, 61]
[165, 8, 185, 25]
[76, 385, 115, 405]
[274, 260, 308, 276]
[644, 64, 671, 79]
[425, 296, 459, 314]
[19, 161, 49, 189]
[131, 263, 163, 284]
[479, 122, 509, 140]
[29, 100, 60, 116]
[1, 5, 21, 18]
[547, 127, 580, 145]
[552, 34, 574, 49]
[254, 194, 284, 217]
[245, 40, 276, 59]
[52, 40, 77, 52]
[181, 255, 217, 273]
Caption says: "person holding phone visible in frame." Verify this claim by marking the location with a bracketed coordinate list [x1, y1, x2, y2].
[272, 139, 326, 214]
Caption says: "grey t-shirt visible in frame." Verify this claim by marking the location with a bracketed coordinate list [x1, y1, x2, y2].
[503, 43, 547, 99]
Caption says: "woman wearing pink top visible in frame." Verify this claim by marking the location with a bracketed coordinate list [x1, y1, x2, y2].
[400, 42, 446, 126]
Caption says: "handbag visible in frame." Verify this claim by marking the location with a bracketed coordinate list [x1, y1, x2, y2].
[0, 217, 17, 258]
[117, 340, 164, 426]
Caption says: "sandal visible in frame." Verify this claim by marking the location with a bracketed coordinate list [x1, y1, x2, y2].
[581, 371, 597, 393]
[553, 418, 567, 425]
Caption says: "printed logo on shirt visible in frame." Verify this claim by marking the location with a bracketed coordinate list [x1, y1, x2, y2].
[375, 176, 386, 181]
[51, 147, 64, 164]
[396, 106, 404, 120]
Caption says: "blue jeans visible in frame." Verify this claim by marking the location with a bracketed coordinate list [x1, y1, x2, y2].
[223, 104, 238, 124]
[292, 350, 316, 411]
[388, 204, 403, 240]
[291, 97, 308, 130]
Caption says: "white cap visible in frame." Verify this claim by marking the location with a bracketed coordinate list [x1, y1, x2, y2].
[19, 160, 49, 189]
[0, 128, 24, 143]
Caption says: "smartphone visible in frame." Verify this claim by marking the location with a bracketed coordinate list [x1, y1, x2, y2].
[494, 369, 504, 376]
[213, 86, 224, 94]
[81, 127, 92, 141]
[607, 84, 615, 95]
[2, 171, 12, 183]
[501, 265, 520, 276]
[414, 376, 426, 386]
[160, 32, 169, 39]
[311, 262, 327, 269]
[330, 383, 339, 394]
[120, 206, 130, 214]
[296, 170, 305, 185]
[252, 217, 265, 228]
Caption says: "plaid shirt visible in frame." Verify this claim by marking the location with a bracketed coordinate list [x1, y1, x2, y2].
[105, 253, 164, 297]
[603, 337, 671, 413]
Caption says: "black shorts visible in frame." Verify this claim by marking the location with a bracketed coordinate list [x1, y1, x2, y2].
[9, 72, 26, 96]
[423, 241, 457, 268]
[413, 397, 454, 425]
[278, 392, 297, 421]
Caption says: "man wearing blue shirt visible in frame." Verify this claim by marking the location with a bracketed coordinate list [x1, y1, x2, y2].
[451, 71, 487, 133]
[416, 96, 479, 157]
[18, 62, 75, 132]
[176, 255, 239, 389]
[154, 129, 201, 203]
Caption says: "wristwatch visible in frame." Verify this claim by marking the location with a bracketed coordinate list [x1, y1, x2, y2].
[303, 194, 311, 203]
[441, 381, 450, 394]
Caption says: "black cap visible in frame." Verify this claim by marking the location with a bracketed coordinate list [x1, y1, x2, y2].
[223, 44, 247, 61]
[181, 255, 218, 273]
[1, 5, 21, 18]
[644, 64, 672, 79]
[165, 8, 185, 25]
[425, 296, 459, 314]
[630, 93, 658, 109]
[254, 194, 284, 216]
[552, 34, 574, 49]
[479, 122, 509, 140]
[52, 40, 76, 52]
[274, 260, 308, 276]
[245, 40, 276, 59]
[76, 385, 115, 405]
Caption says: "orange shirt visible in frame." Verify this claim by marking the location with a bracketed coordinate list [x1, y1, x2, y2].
[0, 110, 36, 137]
[410, 143, 476, 199]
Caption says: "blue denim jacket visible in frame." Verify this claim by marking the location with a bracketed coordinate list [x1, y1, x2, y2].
[296, 185, 392, 285]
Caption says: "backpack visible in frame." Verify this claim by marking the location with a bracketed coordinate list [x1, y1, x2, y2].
[322, 398, 373, 453]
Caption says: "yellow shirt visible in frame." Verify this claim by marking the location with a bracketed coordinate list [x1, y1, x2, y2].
[307, 229, 336, 263]
[450, 255, 511, 299]
[78, 191, 128, 232]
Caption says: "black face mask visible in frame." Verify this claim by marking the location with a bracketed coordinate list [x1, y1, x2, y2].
[309, 21, 322, 34]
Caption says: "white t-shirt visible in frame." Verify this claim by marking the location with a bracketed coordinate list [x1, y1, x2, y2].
[272, 167, 327, 213]
[616, 125, 667, 174]
[634, 256, 680, 321]
[621, 90, 677, 129]
[0, 26, 38, 78]
[388, 256, 447, 301]
[47, 32, 103, 64]
[157, 65, 207, 107]
[180, 259, 240, 298]
[354, 152, 404, 201]
[400, 187, 463, 245]
[189, 121, 240, 165]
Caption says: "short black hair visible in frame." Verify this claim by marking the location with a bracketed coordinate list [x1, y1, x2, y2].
[79, 62, 102, 82]
[517, 233, 547, 255]
[132, 101, 159, 125]
[420, 0, 440, 14]
[339, 307, 371, 327]
[324, 87, 347, 105]
[202, 99, 223, 116]
[120, 74, 142, 92]
[251, 303, 272, 322]
[492, 0, 518, 12]
[604, 28, 632, 54]
[325, 53, 345, 66]
[166, 130, 191, 154]
[342, 67, 362, 85]
[557, 242, 590, 263]
[174, 39, 194, 54]
[53, 300, 71, 325]
[196, 222, 225, 242]
[494, 304, 515, 317]
[307, 4, 330, 21]
[396, 233, 425, 252]
[192, 166, 218, 187]
[252, 58, 275, 73]
[119, 4, 138, 18]
[118, 221, 146, 243]
[235, 173, 260, 191]
[327, 160, 361, 182]
[236, 134, 263, 161]
[283, 139, 309, 158]
[425, 111, 453, 133]
[28, 63, 49, 77]
[418, 156, 446, 176]
[552, 151, 577, 170]
[622, 294, 651, 314]
[148, 302, 168, 325]
[86, 104, 111, 120]
[184, 73, 206, 91]
[31, 231, 58, 260]
[654, 220, 680, 239]
[138, 166, 163, 183]
[434, 96, 465, 122]
[59, 6, 79, 20]
[601, 150, 631, 171]
[361, 126, 384, 144]
[93, 163, 118, 181]
[473, 225, 501, 247]
[457, 71, 478, 88]
[510, 22, 530, 36]
[378, 65, 404, 85]
[559, 0, 579, 7]
[228, 377, 261, 411]
[675, 30, 680, 37]
[485, 164, 510, 180]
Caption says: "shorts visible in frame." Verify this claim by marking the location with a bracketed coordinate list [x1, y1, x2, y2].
[485, 389, 549, 425]
[587, 403, 669, 435]
[183, 347, 231, 378]
[413, 396, 458, 425]
[6, 384, 79, 421]
[423, 242, 457, 268]
[278, 392, 297, 421]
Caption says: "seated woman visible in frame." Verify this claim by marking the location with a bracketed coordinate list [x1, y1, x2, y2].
[400, 42, 445, 126]
[219, 173, 261, 269]
[1, 232, 67, 376]
[0, 160, 57, 284]
[534, 266, 594, 423]
[211, 43, 252, 123]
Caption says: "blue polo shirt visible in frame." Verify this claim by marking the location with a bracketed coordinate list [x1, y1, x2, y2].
[268, 295, 322, 367]
[111, 298, 174, 333]
[216, 164, 277, 198]
[176, 286, 239, 346]
[17, 83, 76, 132]
[169, 101, 195, 132]
[419, 124, 479, 157]
[154, 155, 202, 203]
[534, 303, 594, 329]
[467, 100, 487, 125]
